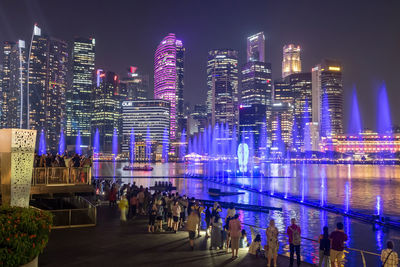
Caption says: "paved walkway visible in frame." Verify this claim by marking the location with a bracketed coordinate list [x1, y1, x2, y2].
[40, 206, 315, 267]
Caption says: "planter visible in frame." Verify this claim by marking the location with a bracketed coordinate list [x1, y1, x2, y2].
[20, 256, 38, 267]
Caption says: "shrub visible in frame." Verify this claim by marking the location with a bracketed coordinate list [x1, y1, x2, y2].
[0, 206, 52, 267]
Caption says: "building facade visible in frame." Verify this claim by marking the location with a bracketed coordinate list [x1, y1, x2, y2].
[154, 33, 184, 142]
[119, 66, 149, 101]
[239, 104, 266, 153]
[66, 37, 95, 147]
[28, 25, 68, 151]
[247, 32, 265, 62]
[282, 44, 301, 78]
[91, 70, 120, 153]
[207, 49, 239, 132]
[120, 99, 170, 153]
[312, 59, 343, 137]
[1, 40, 27, 129]
[241, 61, 272, 106]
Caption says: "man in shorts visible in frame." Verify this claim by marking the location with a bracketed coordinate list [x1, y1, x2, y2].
[186, 210, 200, 250]
[330, 222, 348, 267]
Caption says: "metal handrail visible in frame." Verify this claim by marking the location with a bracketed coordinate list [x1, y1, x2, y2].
[32, 166, 92, 186]
[241, 222, 381, 266]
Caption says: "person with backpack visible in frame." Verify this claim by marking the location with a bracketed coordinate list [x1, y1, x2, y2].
[329, 222, 348, 267]
[318, 226, 331, 267]
[381, 240, 399, 267]
[287, 218, 301, 267]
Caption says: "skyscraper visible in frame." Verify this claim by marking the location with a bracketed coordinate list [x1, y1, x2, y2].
[28, 25, 68, 151]
[154, 33, 184, 142]
[92, 70, 120, 153]
[66, 37, 95, 147]
[282, 44, 301, 78]
[207, 49, 239, 131]
[247, 32, 265, 62]
[119, 66, 149, 101]
[312, 59, 343, 137]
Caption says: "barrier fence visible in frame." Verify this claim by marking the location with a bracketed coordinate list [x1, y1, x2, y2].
[31, 167, 92, 185]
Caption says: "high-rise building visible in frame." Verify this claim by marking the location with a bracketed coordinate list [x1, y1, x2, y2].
[120, 66, 149, 101]
[247, 32, 265, 62]
[241, 61, 272, 106]
[188, 104, 208, 135]
[312, 59, 343, 137]
[286, 72, 312, 149]
[270, 102, 294, 151]
[66, 37, 95, 147]
[27, 25, 68, 151]
[91, 70, 120, 153]
[239, 104, 266, 153]
[273, 79, 292, 104]
[121, 99, 170, 154]
[154, 33, 184, 142]
[1, 40, 27, 129]
[282, 44, 301, 78]
[207, 49, 239, 131]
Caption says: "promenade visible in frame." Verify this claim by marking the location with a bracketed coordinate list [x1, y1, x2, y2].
[40, 206, 314, 267]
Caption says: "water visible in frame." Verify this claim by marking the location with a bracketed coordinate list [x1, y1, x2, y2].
[58, 128, 65, 155]
[38, 129, 46, 155]
[112, 128, 118, 161]
[130, 128, 135, 165]
[349, 87, 362, 135]
[94, 162, 400, 266]
[377, 82, 392, 135]
[76, 130, 82, 155]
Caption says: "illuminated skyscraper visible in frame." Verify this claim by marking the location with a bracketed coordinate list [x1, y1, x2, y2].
[154, 33, 184, 142]
[241, 61, 272, 106]
[1, 41, 13, 127]
[28, 25, 68, 151]
[92, 70, 120, 153]
[120, 66, 149, 101]
[247, 32, 265, 62]
[312, 59, 343, 136]
[282, 44, 301, 78]
[207, 49, 239, 131]
[66, 37, 95, 147]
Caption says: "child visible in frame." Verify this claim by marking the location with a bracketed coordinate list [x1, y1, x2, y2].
[248, 234, 262, 257]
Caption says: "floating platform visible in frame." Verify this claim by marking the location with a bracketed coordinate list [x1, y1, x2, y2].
[123, 165, 154, 171]
[149, 186, 177, 192]
[208, 188, 245, 197]
[196, 198, 282, 213]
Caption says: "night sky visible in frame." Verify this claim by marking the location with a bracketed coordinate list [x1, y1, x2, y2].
[1, 0, 399, 131]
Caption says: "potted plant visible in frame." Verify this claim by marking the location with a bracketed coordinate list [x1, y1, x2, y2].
[0, 206, 52, 267]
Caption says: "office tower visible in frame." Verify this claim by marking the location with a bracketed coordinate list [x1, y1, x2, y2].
[241, 62, 272, 106]
[273, 79, 292, 104]
[286, 72, 312, 149]
[119, 66, 149, 101]
[282, 44, 301, 78]
[312, 59, 343, 137]
[28, 25, 68, 151]
[239, 104, 266, 153]
[270, 102, 294, 151]
[66, 37, 95, 147]
[92, 70, 120, 153]
[207, 49, 239, 131]
[154, 33, 184, 142]
[247, 32, 265, 62]
[121, 99, 170, 154]
[188, 104, 208, 135]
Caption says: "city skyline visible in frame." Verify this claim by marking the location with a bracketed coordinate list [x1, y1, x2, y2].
[0, 0, 399, 131]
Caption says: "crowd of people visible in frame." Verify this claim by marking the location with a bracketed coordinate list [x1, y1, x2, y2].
[33, 153, 92, 168]
[100, 180, 398, 267]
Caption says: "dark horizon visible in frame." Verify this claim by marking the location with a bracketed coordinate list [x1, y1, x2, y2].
[1, 0, 399, 131]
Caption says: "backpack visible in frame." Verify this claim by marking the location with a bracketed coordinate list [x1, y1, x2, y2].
[290, 226, 301, 246]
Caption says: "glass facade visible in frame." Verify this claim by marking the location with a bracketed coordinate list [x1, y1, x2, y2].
[91, 70, 119, 153]
[247, 32, 265, 62]
[28, 25, 68, 151]
[207, 49, 239, 132]
[154, 33, 184, 142]
[121, 99, 170, 153]
[66, 37, 95, 146]
[241, 61, 272, 106]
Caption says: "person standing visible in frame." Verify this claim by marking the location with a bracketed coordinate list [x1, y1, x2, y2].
[172, 200, 181, 233]
[117, 195, 128, 223]
[318, 226, 330, 267]
[229, 214, 241, 259]
[148, 204, 157, 233]
[287, 218, 301, 267]
[329, 222, 348, 267]
[267, 219, 279, 267]
[186, 210, 200, 250]
[137, 189, 145, 215]
[381, 241, 399, 267]
[205, 206, 211, 238]
[210, 214, 223, 250]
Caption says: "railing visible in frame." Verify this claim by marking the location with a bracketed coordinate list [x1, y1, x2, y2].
[242, 222, 381, 267]
[30, 196, 97, 229]
[31, 167, 92, 186]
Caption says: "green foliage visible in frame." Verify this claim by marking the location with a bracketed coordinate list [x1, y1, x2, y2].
[0, 207, 52, 267]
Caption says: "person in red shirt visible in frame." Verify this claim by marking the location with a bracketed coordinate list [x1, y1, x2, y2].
[287, 218, 301, 267]
[329, 222, 348, 267]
